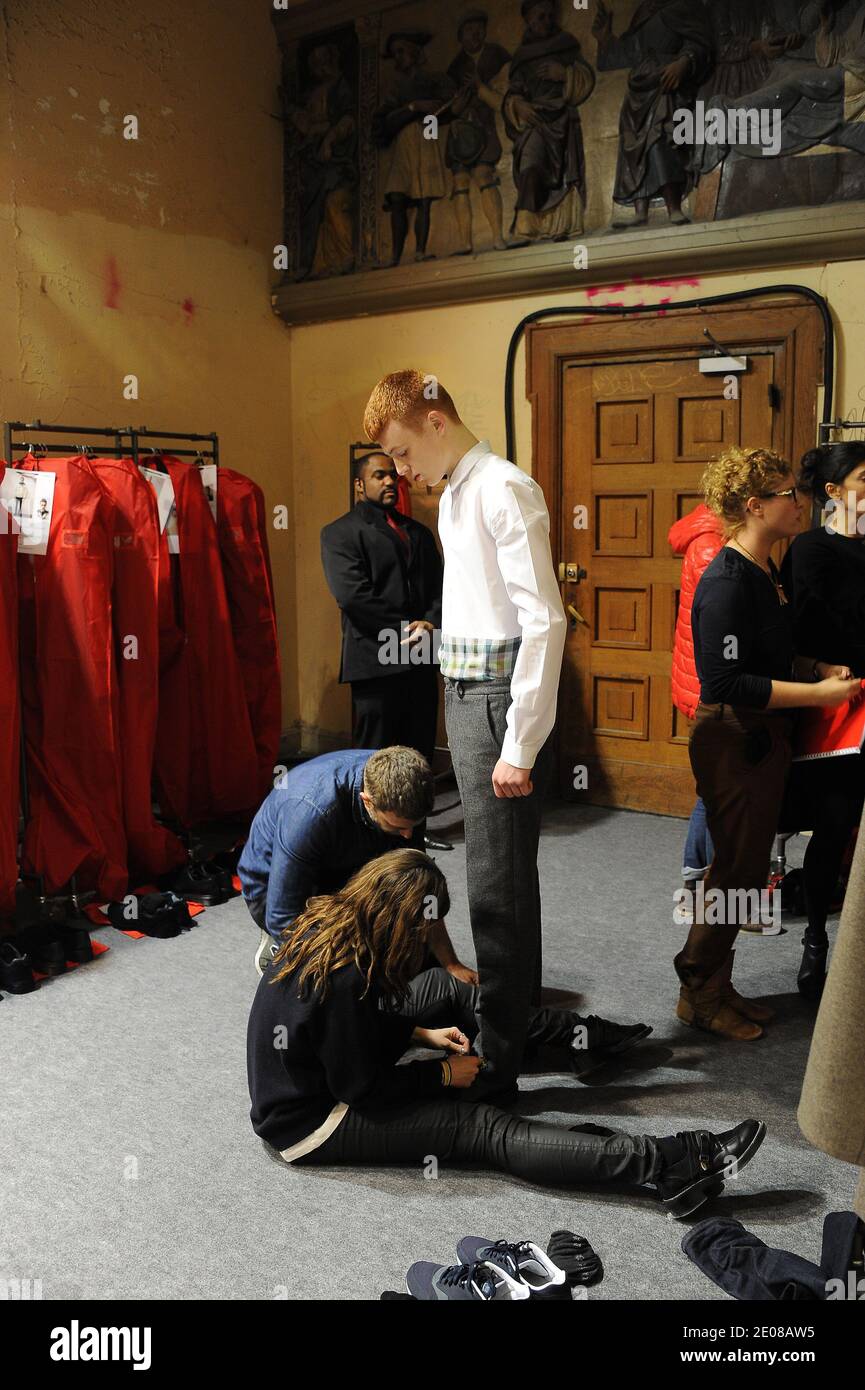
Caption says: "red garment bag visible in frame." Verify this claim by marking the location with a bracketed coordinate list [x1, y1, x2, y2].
[153, 457, 260, 825]
[89, 458, 187, 879]
[216, 468, 281, 801]
[0, 463, 21, 920]
[17, 456, 127, 899]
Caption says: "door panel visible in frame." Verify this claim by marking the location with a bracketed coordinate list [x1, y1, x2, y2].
[560, 353, 776, 815]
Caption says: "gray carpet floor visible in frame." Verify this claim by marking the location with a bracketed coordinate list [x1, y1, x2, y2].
[0, 801, 858, 1301]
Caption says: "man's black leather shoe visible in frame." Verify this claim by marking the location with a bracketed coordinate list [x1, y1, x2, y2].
[654, 1119, 766, 1219]
[16, 926, 66, 977]
[57, 923, 94, 963]
[424, 836, 454, 852]
[166, 862, 226, 907]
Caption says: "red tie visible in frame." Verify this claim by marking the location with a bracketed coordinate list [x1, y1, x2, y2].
[386, 511, 410, 552]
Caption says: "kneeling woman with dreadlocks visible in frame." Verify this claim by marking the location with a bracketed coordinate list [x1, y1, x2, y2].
[247, 847, 765, 1218]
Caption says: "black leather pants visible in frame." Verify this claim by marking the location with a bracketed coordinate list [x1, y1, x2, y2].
[394, 966, 580, 1051]
[294, 1098, 661, 1186]
[295, 967, 662, 1186]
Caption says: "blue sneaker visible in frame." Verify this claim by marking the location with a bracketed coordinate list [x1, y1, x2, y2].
[456, 1237, 567, 1299]
[406, 1259, 529, 1301]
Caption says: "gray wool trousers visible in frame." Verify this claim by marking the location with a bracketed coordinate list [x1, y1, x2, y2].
[444, 675, 554, 1092]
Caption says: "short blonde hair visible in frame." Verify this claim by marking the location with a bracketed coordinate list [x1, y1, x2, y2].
[363, 369, 459, 443]
[701, 446, 791, 536]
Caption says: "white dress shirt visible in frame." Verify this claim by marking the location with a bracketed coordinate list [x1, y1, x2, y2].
[438, 439, 566, 769]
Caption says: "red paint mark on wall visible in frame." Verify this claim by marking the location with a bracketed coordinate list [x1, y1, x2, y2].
[581, 272, 702, 322]
[181, 297, 195, 324]
[104, 256, 122, 310]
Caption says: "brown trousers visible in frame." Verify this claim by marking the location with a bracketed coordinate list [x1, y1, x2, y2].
[675, 703, 793, 985]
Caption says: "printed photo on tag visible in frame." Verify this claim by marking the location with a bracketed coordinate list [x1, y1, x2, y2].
[139, 465, 180, 553]
[0, 468, 56, 555]
[199, 464, 217, 523]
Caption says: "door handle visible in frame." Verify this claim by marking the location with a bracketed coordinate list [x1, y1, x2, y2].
[558, 562, 588, 584]
[567, 604, 587, 629]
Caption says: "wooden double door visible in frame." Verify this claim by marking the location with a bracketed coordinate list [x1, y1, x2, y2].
[527, 298, 823, 816]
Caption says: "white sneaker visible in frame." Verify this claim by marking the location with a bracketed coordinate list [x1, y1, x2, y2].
[254, 929, 278, 977]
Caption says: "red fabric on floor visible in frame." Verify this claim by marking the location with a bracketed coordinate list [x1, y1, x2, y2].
[152, 457, 260, 825]
[89, 458, 187, 879]
[17, 456, 127, 899]
[0, 462, 21, 920]
[216, 468, 281, 801]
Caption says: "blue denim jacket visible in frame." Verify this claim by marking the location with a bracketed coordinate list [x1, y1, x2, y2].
[238, 750, 415, 938]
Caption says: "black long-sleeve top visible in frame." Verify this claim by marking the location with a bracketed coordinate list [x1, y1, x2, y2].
[691, 545, 794, 709]
[781, 527, 865, 677]
[247, 955, 444, 1154]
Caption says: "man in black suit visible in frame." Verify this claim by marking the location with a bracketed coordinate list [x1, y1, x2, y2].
[321, 451, 443, 768]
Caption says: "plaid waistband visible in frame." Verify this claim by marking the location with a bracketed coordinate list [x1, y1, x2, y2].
[439, 635, 521, 682]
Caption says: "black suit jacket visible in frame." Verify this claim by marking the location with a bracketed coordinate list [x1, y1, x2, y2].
[320, 500, 443, 683]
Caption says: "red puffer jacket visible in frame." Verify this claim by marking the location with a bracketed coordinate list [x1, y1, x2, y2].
[669, 504, 724, 720]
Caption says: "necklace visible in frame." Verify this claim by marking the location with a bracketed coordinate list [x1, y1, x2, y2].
[729, 538, 788, 604]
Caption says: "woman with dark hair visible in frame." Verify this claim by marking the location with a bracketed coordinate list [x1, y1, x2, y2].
[781, 441, 865, 1000]
[675, 448, 859, 1041]
[247, 848, 767, 1218]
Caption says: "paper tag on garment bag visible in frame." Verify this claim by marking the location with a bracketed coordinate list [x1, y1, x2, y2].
[139, 465, 180, 553]
[0, 468, 55, 556]
[199, 463, 217, 524]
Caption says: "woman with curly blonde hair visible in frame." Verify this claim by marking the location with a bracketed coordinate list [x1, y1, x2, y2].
[676, 446, 859, 1040]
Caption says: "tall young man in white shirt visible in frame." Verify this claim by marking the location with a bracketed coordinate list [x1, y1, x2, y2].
[363, 369, 650, 1101]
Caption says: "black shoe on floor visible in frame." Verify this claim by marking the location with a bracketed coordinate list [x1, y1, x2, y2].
[571, 1016, 653, 1070]
[202, 859, 239, 899]
[167, 863, 226, 907]
[16, 926, 67, 977]
[57, 923, 94, 963]
[547, 1230, 604, 1288]
[424, 836, 454, 852]
[0, 938, 38, 994]
[654, 1119, 767, 1219]
[797, 938, 828, 1002]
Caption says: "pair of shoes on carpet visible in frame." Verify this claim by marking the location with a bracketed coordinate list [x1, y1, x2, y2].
[407, 1231, 602, 1301]
[12, 922, 94, 976]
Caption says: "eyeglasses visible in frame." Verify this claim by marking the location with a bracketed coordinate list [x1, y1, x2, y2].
[758, 486, 799, 503]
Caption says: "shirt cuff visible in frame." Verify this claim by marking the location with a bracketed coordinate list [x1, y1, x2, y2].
[500, 733, 540, 770]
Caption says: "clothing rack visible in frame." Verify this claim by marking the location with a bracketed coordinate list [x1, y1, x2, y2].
[4, 421, 219, 466]
[3, 420, 219, 921]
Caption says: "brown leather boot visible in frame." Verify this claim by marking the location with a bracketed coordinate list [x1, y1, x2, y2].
[721, 952, 775, 1022]
[676, 956, 763, 1040]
